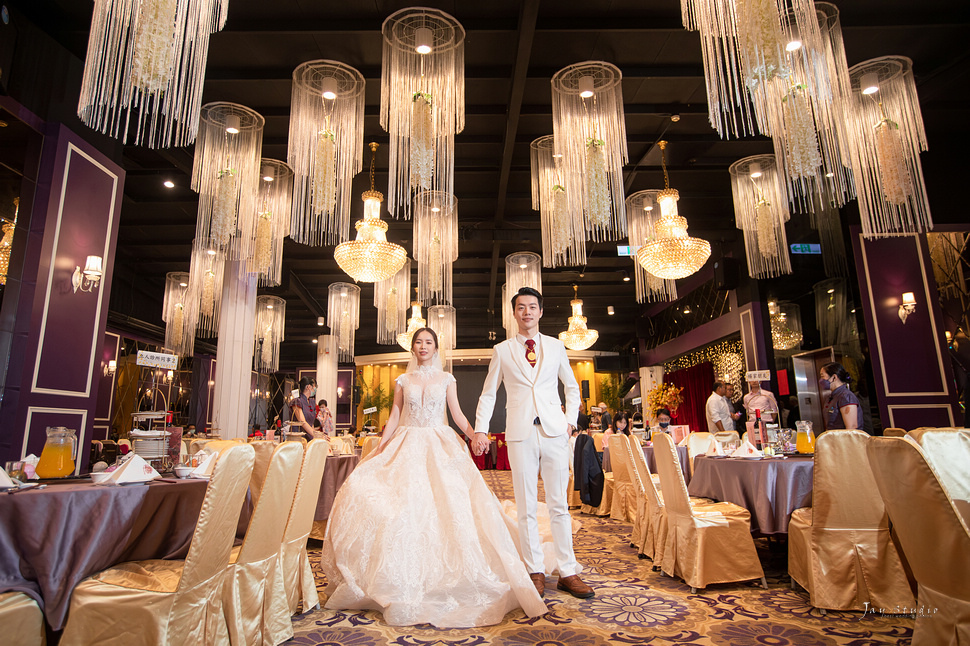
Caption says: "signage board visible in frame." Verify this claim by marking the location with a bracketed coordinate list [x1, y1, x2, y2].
[136, 350, 178, 369]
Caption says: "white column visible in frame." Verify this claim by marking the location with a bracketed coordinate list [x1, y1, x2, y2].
[212, 260, 257, 439]
[317, 334, 338, 420]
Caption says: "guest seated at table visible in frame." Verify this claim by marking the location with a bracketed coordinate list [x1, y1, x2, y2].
[316, 398, 335, 437]
[184, 423, 198, 437]
[604, 411, 631, 442]
[649, 408, 672, 439]
[820, 362, 860, 431]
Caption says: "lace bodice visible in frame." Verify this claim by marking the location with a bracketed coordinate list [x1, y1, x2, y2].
[396, 368, 455, 427]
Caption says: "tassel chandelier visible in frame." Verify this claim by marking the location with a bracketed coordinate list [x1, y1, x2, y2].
[328, 282, 361, 362]
[559, 284, 599, 351]
[729, 154, 792, 279]
[254, 296, 286, 373]
[530, 135, 586, 268]
[414, 190, 458, 306]
[187, 242, 225, 339]
[247, 159, 293, 286]
[374, 258, 411, 345]
[162, 271, 197, 357]
[503, 252, 543, 339]
[397, 296, 427, 351]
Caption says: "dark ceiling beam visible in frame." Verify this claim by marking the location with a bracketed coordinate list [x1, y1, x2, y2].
[287, 271, 326, 320]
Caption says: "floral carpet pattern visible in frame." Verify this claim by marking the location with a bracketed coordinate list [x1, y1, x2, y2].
[289, 471, 914, 645]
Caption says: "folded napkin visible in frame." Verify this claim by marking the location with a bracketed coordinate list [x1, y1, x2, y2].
[98, 454, 160, 485]
[730, 439, 764, 458]
[0, 468, 15, 488]
[676, 433, 690, 447]
[705, 437, 726, 456]
[190, 451, 217, 478]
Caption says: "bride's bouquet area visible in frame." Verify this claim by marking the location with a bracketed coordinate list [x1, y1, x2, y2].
[646, 382, 683, 418]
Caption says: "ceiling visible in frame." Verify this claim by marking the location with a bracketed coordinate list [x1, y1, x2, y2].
[9, 0, 970, 369]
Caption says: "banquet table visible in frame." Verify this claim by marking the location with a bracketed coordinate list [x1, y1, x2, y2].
[0, 478, 209, 631]
[602, 444, 691, 485]
[310, 454, 360, 539]
[687, 455, 814, 535]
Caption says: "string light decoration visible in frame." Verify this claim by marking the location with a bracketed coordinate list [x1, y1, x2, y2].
[429, 304, 456, 372]
[551, 61, 628, 241]
[334, 143, 408, 283]
[414, 190, 457, 305]
[191, 102, 264, 253]
[397, 296, 426, 351]
[0, 197, 18, 286]
[254, 295, 285, 372]
[328, 282, 361, 362]
[245, 159, 293, 286]
[504, 252, 542, 339]
[559, 284, 599, 351]
[374, 258, 411, 345]
[77, 0, 228, 147]
[636, 141, 711, 279]
[530, 135, 586, 267]
[288, 60, 366, 246]
[846, 56, 933, 238]
[162, 272, 196, 357]
[380, 7, 465, 219]
[663, 337, 744, 375]
[769, 300, 803, 350]
[625, 190, 678, 303]
[729, 154, 792, 278]
[187, 242, 225, 338]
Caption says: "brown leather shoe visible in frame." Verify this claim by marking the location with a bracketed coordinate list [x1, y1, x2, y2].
[557, 574, 594, 598]
[529, 572, 545, 597]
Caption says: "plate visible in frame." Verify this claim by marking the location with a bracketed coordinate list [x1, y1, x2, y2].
[741, 456, 764, 460]
[119, 481, 150, 486]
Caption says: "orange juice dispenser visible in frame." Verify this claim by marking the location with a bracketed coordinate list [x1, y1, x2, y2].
[35, 427, 78, 478]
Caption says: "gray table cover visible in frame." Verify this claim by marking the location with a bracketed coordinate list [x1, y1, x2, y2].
[314, 454, 360, 521]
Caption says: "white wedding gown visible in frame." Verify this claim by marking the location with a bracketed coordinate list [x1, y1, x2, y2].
[321, 367, 548, 627]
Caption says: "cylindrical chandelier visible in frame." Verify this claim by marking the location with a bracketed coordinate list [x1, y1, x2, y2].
[414, 190, 458, 305]
[77, 0, 228, 148]
[162, 271, 197, 357]
[559, 284, 599, 351]
[187, 242, 225, 338]
[245, 159, 293, 286]
[625, 190, 678, 303]
[397, 299, 427, 351]
[429, 304, 456, 372]
[191, 102, 264, 253]
[530, 135, 586, 268]
[504, 252, 542, 338]
[846, 56, 933, 238]
[729, 155, 792, 279]
[551, 61, 628, 242]
[254, 295, 286, 372]
[380, 8, 465, 219]
[374, 258, 411, 345]
[288, 60, 366, 246]
[808, 190, 848, 278]
[328, 283, 360, 362]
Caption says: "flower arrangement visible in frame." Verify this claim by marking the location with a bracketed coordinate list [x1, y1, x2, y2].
[646, 382, 683, 417]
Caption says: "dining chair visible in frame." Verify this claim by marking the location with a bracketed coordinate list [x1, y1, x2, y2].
[359, 436, 381, 460]
[684, 432, 713, 474]
[905, 429, 970, 503]
[280, 439, 329, 615]
[247, 440, 277, 508]
[713, 430, 740, 444]
[578, 434, 613, 516]
[223, 441, 303, 646]
[883, 427, 907, 437]
[608, 435, 637, 523]
[867, 437, 970, 645]
[788, 430, 914, 612]
[0, 592, 45, 646]
[592, 432, 605, 452]
[653, 432, 766, 593]
[60, 443, 255, 646]
[624, 435, 651, 553]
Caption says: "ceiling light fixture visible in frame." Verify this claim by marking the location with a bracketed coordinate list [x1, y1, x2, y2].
[397, 298, 427, 350]
[246, 158, 293, 287]
[328, 282, 360, 361]
[559, 284, 598, 351]
[414, 190, 458, 306]
[625, 190, 678, 303]
[729, 154, 793, 279]
[163, 180, 175, 188]
[255, 295, 285, 372]
[503, 252, 542, 339]
[162, 272, 196, 357]
[530, 135, 586, 268]
[375, 258, 411, 345]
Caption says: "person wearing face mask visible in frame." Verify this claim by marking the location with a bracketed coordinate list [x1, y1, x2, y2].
[291, 376, 319, 439]
[819, 362, 860, 431]
[650, 408, 672, 439]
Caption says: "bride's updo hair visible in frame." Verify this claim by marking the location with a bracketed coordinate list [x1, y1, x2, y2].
[410, 327, 439, 351]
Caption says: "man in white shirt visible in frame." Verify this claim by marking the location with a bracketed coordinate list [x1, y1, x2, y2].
[706, 381, 734, 433]
[743, 380, 779, 422]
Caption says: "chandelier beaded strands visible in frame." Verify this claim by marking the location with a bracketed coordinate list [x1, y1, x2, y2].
[429, 304, 456, 372]
[334, 143, 408, 282]
[375, 258, 411, 345]
[559, 284, 599, 351]
[504, 252, 542, 339]
[636, 141, 711, 280]
[414, 190, 458, 305]
[78, 0, 228, 147]
[846, 56, 933, 238]
[551, 62, 629, 242]
[192, 103, 264, 254]
[254, 296, 286, 372]
[247, 160, 293, 286]
[381, 8, 465, 219]
[397, 291, 427, 351]
[288, 60, 366, 246]
[187, 243, 225, 338]
[625, 190, 678, 303]
[530, 135, 586, 268]
[162, 272, 197, 357]
[328, 283, 360, 362]
[729, 154, 792, 278]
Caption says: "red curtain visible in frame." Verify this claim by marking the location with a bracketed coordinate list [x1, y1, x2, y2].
[666, 361, 714, 433]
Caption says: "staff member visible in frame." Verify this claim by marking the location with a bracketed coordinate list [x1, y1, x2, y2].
[290, 377, 318, 439]
[820, 362, 860, 430]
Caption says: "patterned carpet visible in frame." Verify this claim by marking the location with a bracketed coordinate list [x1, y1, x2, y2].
[289, 471, 914, 645]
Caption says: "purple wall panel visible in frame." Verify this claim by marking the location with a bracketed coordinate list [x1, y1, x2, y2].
[94, 332, 119, 421]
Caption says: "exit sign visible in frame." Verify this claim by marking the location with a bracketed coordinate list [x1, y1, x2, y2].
[790, 243, 821, 254]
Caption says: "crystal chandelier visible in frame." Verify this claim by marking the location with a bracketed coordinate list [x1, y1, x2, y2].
[381, 8, 465, 219]
[551, 61, 628, 242]
[769, 301, 803, 350]
[846, 56, 932, 238]
[729, 155, 792, 278]
[0, 197, 17, 286]
[334, 143, 408, 283]
[374, 258, 411, 345]
[78, 0, 228, 147]
[625, 190, 677, 303]
[162, 272, 197, 357]
[328, 283, 360, 362]
[636, 141, 711, 280]
[288, 60, 366, 246]
[504, 252, 542, 339]
[245, 159, 293, 286]
[254, 295, 285, 372]
[187, 242, 225, 338]
[559, 285, 599, 351]
[429, 304, 456, 372]
[530, 135, 586, 267]
[414, 190, 457, 305]
[397, 299, 427, 351]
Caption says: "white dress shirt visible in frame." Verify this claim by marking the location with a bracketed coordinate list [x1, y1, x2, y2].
[706, 391, 734, 432]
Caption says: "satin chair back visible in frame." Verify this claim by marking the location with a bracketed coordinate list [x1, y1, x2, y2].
[235, 442, 303, 564]
[714, 431, 739, 444]
[281, 439, 330, 614]
[0, 592, 45, 646]
[247, 440, 277, 508]
[608, 435, 632, 483]
[684, 432, 712, 473]
[360, 436, 381, 460]
[592, 432, 605, 452]
[652, 432, 692, 519]
[608, 434, 637, 522]
[813, 430, 888, 529]
[907, 429, 970, 501]
[883, 427, 906, 437]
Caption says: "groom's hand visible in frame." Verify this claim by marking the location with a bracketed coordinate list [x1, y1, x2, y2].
[472, 432, 490, 456]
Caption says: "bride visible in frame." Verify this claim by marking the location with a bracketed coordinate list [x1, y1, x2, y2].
[321, 327, 547, 627]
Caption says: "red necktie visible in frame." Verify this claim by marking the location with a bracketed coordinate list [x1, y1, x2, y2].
[525, 339, 537, 367]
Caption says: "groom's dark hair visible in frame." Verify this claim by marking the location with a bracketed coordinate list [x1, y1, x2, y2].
[512, 286, 543, 309]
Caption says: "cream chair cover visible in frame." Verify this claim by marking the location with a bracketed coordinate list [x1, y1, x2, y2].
[907, 429, 970, 501]
[867, 437, 970, 646]
[592, 432, 605, 452]
[625, 435, 650, 551]
[224, 441, 303, 646]
[788, 430, 914, 611]
[608, 435, 637, 522]
[684, 432, 712, 474]
[567, 470, 582, 507]
[713, 431, 740, 444]
[248, 441, 276, 508]
[60, 444, 255, 646]
[580, 471, 613, 516]
[0, 592, 45, 646]
[653, 432, 765, 592]
[883, 427, 906, 437]
[280, 439, 329, 615]
[359, 435, 381, 460]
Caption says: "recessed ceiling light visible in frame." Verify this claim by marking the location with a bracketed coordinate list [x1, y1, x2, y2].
[163, 180, 175, 188]
[312, 338, 318, 344]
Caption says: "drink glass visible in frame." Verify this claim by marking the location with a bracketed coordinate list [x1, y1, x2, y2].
[4, 460, 27, 481]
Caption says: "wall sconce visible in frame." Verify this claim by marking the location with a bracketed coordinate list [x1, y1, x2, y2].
[102, 359, 116, 376]
[336, 386, 344, 399]
[72, 255, 103, 293]
[898, 292, 917, 324]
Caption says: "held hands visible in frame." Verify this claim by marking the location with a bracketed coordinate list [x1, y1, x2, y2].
[471, 432, 490, 456]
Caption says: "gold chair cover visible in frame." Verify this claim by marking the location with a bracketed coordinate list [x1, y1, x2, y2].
[714, 431, 740, 443]
[248, 441, 277, 508]
[581, 473, 613, 516]
[883, 427, 907, 437]
[684, 432, 713, 474]
[907, 429, 970, 501]
[60, 444, 255, 646]
[625, 435, 649, 550]
[280, 439, 330, 615]
[567, 470, 582, 508]
[592, 432, 605, 452]
[608, 435, 637, 523]
[0, 592, 45, 646]
[360, 436, 381, 460]
[224, 441, 303, 646]
[867, 437, 970, 645]
[788, 430, 914, 611]
[653, 433, 765, 592]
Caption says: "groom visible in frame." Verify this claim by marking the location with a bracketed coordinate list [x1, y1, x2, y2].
[474, 287, 593, 599]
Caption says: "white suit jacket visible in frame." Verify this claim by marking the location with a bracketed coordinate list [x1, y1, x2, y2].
[475, 333, 580, 442]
